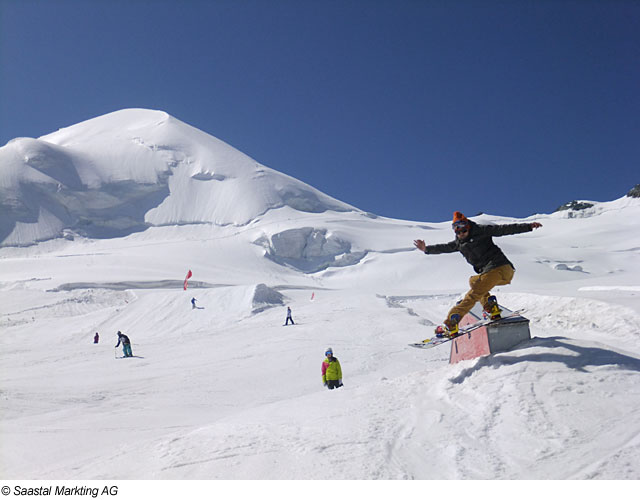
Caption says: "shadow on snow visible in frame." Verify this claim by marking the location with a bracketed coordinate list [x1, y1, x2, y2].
[450, 336, 640, 384]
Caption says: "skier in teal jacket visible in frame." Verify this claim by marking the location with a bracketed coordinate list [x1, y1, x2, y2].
[115, 331, 133, 358]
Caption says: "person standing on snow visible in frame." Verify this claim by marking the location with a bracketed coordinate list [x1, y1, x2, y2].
[191, 297, 197, 309]
[414, 211, 542, 338]
[115, 331, 133, 358]
[284, 306, 294, 325]
[94, 332, 99, 344]
[321, 348, 343, 390]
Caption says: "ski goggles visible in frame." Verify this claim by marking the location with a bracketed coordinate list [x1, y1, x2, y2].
[452, 220, 470, 230]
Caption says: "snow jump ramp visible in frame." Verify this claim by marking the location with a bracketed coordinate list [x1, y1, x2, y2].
[450, 303, 530, 364]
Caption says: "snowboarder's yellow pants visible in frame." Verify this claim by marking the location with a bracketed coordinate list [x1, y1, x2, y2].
[447, 264, 515, 321]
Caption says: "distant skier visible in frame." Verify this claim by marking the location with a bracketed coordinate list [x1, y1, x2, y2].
[191, 297, 197, 309]
[115, 331, 133, 358]
[94, 332, 99, 344]
[321, 348, 343, 390]
[414, 211, 542, 338]
[284, 306, 295, 325]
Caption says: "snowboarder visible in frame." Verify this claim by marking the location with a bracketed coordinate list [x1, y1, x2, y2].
[94, 332, 99, 344]
[191, 297, 197, 309]
[321, 348, 343, 390]
[414, 211, 542, 337]
[115, 331, 133, 358]
[284, 306, 294, 325]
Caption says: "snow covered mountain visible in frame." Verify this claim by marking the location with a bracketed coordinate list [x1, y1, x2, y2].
[0, 109, 356, 247]
[1, 109, 640, 481]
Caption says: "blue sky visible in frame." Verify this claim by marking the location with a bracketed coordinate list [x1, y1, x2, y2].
[1, 0, 638, 222]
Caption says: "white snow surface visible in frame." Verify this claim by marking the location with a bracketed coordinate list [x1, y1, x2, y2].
[1, 109, 640, 480]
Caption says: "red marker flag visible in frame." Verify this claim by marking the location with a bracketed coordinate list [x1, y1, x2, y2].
[183, 270, 193, 290]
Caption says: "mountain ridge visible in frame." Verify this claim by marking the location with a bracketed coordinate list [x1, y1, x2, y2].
[0, 109, 356, 247]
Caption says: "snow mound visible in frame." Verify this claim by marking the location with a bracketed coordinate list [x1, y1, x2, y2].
[0, 109, 357, 247]
[252, 284, 285, 313]
[501, 292, 640, 337]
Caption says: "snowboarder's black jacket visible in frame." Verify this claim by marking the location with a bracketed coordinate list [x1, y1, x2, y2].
[423, 221, 533, 274]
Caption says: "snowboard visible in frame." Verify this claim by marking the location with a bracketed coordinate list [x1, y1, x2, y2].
[409, 309, 526, 350]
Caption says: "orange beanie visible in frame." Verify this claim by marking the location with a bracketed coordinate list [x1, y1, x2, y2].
[452, 211, 468, 224]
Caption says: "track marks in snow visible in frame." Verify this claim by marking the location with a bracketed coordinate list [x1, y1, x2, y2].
[436, 338, 640, 479]
[378, 293, 460, 327]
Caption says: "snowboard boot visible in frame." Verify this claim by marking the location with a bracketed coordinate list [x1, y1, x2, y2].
[485, 295, 502, 320]
[434, 314, 461, 338]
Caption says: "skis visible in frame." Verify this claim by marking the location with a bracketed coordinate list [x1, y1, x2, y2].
[409, 309, 526, 350]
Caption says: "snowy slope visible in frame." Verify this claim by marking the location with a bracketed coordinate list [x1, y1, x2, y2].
[1, 110, 640, 480]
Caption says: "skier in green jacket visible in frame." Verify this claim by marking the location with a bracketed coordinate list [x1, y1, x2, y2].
[321, 348, 343, 390]
[414, 211, 542, 338]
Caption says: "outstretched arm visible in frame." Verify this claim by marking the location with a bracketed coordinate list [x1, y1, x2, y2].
[483, 222, 542, 237]
[414, 239, 458, 254]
